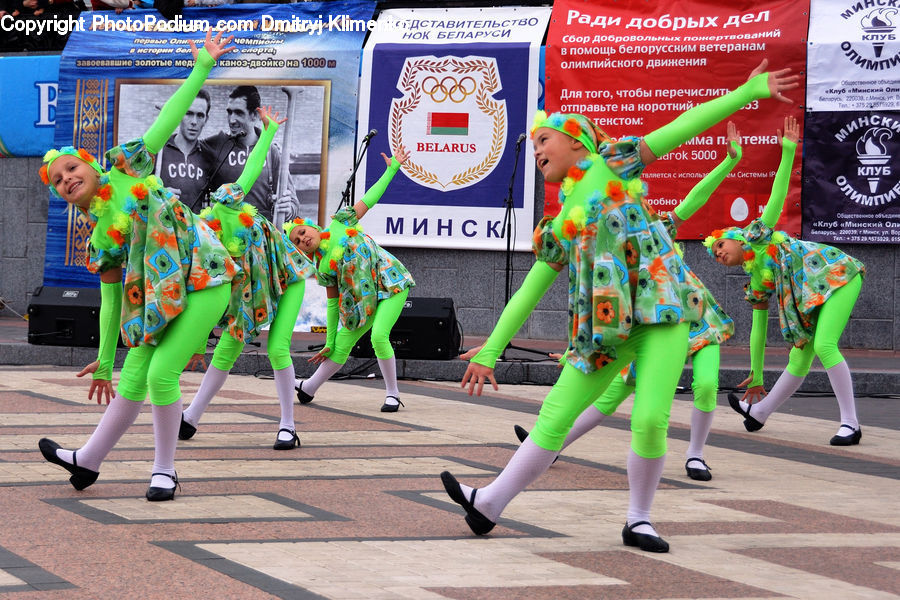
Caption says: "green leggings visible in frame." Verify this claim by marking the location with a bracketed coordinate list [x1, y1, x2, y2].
[786, 273, 862, 376]
[329, 289, 409, 364]
[210, 280, 306, 372]
[532, 322, 689, 459]
[117, 284, 229, 406]
[594, 343, 721, 416]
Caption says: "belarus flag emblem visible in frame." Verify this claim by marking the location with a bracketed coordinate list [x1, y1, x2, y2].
[427, 112, 469, 136]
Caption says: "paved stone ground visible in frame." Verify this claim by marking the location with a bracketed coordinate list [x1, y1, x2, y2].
[1, 364, 898, 599]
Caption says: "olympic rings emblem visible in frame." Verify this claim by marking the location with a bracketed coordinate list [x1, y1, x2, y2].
[421, 75, 477, 103]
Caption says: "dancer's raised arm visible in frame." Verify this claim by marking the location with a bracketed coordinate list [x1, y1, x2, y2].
[143, 29, 235, 153]
[641, 59, 799, 166]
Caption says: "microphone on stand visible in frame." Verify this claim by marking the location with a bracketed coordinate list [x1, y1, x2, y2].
[516, 132, 527, 145]
[362, 129, 378, 143]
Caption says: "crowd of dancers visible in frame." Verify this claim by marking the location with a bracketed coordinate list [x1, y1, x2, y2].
[37, 31, 864, 553]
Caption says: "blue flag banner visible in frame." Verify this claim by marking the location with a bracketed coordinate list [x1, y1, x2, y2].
[42, 1, 376, 289]
[357, 7, 551, 251]
[0, 55, 60, 157]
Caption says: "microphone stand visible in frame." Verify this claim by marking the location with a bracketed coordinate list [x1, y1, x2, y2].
[499, 134, 552, 361]
[339, 132, 376, 211]
[308, 131, 375, 353]
[192, 135, 238, 213]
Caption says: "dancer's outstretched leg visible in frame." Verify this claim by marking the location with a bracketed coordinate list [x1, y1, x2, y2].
[369, 290, 407, 412]
[621, 322, 688, 551]
[39, 390, 143, 489]
[684, 345, 719, 480]
[268, 281, 304, 448]
[443, 356, 626, 534]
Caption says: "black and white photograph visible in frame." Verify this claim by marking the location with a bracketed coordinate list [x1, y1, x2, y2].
[114, 79, 330, 226]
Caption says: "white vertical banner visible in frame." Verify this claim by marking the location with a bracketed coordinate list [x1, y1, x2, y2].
[807, 0, 900, 111]
[355, 7, 551, 250]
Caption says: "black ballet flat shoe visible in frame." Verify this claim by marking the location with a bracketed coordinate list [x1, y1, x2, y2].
[513, 425, 558, 464]
[684, 457, 712, 482]
[622, 521, 669, 553]
[440, 470, 495, 535]
[39, 438, 99, 491]
[178, 415, 197, 441]
[295, 382, 314, 405]
[273, 428, 301, 450]
[829, 424, 862, 446]
[727, 393, 764, 432]
[146, 472, 179, 502]
[513, 424, 529, 443]
[380, 396, 404, 413]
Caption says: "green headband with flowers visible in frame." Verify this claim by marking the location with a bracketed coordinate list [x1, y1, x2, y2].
[283, 217, 321, 236]
[704, 226, 787, 290]
[39, 147, 104, 197]
[530, 111, 611, 155]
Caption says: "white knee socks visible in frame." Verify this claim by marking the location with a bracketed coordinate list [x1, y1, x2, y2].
[182, 365, 230, 427]
[150, 398, 182, 489]
[686, 408, 714, 461]
[60, 393, 143, 472]
[826, 360, 859, 433]
[299, 358, 343, 397]
[743, 370, 804, 423]
[459, 438, 558, 523]
[274, 365, 297, 438]
[626, 450, 666, 536]
[377, 356, 400, 405]
[560, 405, 607, 451]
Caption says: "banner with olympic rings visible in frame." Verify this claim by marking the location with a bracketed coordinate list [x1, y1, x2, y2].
[356, 6, 552, 251]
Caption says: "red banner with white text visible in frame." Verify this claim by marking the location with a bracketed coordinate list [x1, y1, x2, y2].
[545, 0, 809, 239]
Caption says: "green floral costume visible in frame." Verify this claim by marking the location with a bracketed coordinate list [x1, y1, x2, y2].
[532, 138, 707, 373]
[203, 182, 315, 343]
[87, 139, 237, 347]
[315, 206, 415, 331]
[740, 219, 865, 347]
[659, 213, 734, 354]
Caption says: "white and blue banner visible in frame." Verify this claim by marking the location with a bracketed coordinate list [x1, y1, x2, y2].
[803, 0, 900, 243]
[43, 1, 376, 289]
[0, 55, 59, 157]
[356, 6, 551, 250]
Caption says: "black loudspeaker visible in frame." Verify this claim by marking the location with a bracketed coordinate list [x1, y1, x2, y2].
[27, 286, 102, 347]
[350, 297, 462, 360]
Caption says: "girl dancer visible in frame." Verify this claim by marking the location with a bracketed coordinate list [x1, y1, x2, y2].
[706, 116, 865, 446]
[178, 107, 316, 450]
[513, 122, 744, 482]
[443, 60, 799, 552]
[38, 30, 237, 500]
[288, 148, 414, 413]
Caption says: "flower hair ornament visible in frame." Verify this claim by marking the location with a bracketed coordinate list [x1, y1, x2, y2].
[704, 226, 787, 288]
[530, 110, 612, 155]
[39, 147, 104, 196]
[40, 146, 134, 249]
[285, 217, 330, 262]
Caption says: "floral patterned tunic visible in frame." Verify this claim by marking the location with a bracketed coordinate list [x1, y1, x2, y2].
[533, 139, 707, 373]
[659, 213, 734, 354]
[315, 207, 415, 331]
[740, 218, 865, 347]
[201, 183, 316, 343]
[86, 138, 237, 347]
